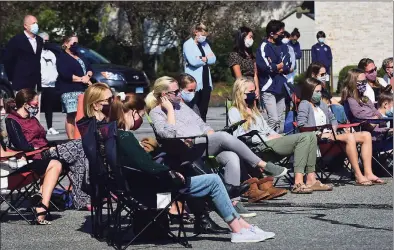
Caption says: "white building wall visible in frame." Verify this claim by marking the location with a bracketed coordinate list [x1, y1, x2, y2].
[315, 2, 393, 77]
[283, 13, 316, 50]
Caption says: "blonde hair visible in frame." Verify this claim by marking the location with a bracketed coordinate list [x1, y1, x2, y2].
[191, 23, 208, 38]
[83, 83, 111, 117]
[145, 76, 178, 112]
[231, 77, 260, 130]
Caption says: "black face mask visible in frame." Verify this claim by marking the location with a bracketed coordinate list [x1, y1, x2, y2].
[69, 43, 79, 55]
[245, 92, 256, 106]
[274, 35, 284, 44]
[101, 104, 111, 117]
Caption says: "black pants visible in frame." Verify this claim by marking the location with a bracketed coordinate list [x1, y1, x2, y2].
[194, 87, 212, 122]
[41, 87, 57, 129]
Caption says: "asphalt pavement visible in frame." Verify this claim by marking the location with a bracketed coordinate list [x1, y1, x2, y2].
[1, 108, 393, 250]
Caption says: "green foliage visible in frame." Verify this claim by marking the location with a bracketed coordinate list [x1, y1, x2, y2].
[377, 67, 386, 78]
[294, 72, 306, 85]
[336, 65, 357, 93]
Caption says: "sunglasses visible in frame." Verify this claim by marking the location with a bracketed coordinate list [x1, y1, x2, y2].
[167, 89, 181, 96]
[365, 67, 377, 74]
[319, 72, 327, 77]
[99, 96, 114, 104]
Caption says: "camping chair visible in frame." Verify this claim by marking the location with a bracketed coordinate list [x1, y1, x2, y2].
[0, 148, 49, 224]
[343, 101, 393, 177]
[77, 117, 191, 249]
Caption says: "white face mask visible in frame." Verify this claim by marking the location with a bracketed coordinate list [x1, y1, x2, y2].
[244, 38, 254, 48]
[317, 75, 327, 82]
[281, 38, 290, 44]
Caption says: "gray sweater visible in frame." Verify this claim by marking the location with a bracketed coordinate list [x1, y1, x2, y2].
[297, 100, 338, 129]
[149, 102, 213, 138]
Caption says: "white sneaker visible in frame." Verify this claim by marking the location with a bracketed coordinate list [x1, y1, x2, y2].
[47, 128, 59, 135]
[250, 225, 275, 240]
[231, 228, 271, 243]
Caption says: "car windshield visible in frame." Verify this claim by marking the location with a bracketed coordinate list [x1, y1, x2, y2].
[78, 47, 111, 65]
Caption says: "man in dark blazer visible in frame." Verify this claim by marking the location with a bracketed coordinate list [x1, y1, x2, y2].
[3, 15, 43, 92]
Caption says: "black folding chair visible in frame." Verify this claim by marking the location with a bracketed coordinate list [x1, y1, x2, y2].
[77, 117, 191, 249]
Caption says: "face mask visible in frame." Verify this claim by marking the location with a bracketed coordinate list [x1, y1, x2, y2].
[318, 38, 325, 43]
[69, 43, 79, 55]
[244, 38, 254, 48]
[101, 104, 111, 117]
[274, 35, 283, 43]
[25, 105, 39, 118]
[292, 40, 297, 44]
[317, 76, 327, 82]
[245, 92, 256, 106]
[169, 95, 182, 106]
[131, 112, 143, 131]
[281, 38, 289, 44]
[356, 80, 368, 94]
[385, 109, 393, 117]
[311, 92, 322, 103]
[181, 90, 195, 103]
[365, 71, 377, 82]
[197, 35, 206, 43]
[30, 23, 39, 35]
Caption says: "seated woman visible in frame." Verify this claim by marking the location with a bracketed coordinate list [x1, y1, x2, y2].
[5, 89, 90, 210]
[229, 77, 332, 194]
[106, 91, 276, 243]
[178, 73, 200, 116]
[146, 76, 288, 214]
[306, 62, 339, 105]
[298, 77, 385, 185]
[2, 92, 63, 225]
[340, 68, 393, 133]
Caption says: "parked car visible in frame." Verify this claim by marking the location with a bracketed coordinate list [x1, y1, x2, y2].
[0, 44, 150, 99]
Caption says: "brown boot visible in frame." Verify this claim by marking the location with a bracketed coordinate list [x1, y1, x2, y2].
[242, 178, 270, 203]
[258, 177, 288, 200]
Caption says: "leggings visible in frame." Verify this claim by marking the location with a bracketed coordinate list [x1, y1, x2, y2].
[41, 87, 57, 129]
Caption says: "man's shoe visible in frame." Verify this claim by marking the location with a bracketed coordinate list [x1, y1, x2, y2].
[242, 178, 270, 203]
[258, 177, 288, 200]
[194, 214, 230, 234]
[224, 182, 250, 199]
[47, 128, 59, 135]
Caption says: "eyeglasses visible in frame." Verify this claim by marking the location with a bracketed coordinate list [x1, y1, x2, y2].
[167, 89, 181, 96]
[365, 67, 377, 74]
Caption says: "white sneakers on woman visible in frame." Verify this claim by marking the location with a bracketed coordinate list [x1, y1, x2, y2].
[47, 128, 59, 135]
[231, 226, 275, 243]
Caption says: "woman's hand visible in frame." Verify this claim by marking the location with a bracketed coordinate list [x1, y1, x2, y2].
[161, 96, 173, 112]
[81, 75, 90, 84]
[268, 134, 282, 140]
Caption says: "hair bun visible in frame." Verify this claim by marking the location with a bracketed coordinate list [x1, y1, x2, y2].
[293, 28, 299, 32]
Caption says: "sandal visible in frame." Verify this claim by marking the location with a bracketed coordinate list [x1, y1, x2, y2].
[370, 178, 386, 185]
[307, 181, 333, 191]
[291, 183, 313, 194]
[32, 202, 51, 225]
[355, 180, 373, 186]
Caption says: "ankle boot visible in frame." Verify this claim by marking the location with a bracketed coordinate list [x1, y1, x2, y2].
[258, 177, 288, 200]
[194, 213, 230, 234]
[242, 178, 270, 203]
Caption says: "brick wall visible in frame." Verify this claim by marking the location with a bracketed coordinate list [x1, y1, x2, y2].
[315, 2, 393, 77]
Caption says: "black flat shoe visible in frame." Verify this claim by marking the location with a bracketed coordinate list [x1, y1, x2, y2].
[194, 214, 230, 234]
[224, 182, 250, 199]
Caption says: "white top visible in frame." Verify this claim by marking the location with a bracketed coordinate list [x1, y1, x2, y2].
[378, 77, 388, 87]
[364, 84, 375, 103]
[314, 107, 327, 126]
[40, 50, 58, 88]
[24, 30, 37, 54]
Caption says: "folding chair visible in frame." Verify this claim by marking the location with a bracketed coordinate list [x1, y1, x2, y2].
[0, 148, 48, 224]
[77, 117, 191, 249]
[343, 101, 393, 177]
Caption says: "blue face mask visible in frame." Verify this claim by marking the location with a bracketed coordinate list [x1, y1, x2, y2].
[386, 106, 393, 117]
[181, 90, 195, 103]
[30, 23, 39, 35]
[318, 38, 325, 43]
[197, 35, 206, 43]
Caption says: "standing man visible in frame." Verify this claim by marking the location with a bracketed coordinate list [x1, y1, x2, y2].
[311, 31, 332, 90]
[3, 15, 43, 93]
[256, 20, 291, 132]
[38, 32, 59, 135]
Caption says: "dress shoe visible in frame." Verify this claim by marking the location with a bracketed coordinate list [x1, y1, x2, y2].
[258, 177, 288, 200]
[224, 182, 250, 199]
[242, 178, 270, 203]
[194, 214, 230, 234]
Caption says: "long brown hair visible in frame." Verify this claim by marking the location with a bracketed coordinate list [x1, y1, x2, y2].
[109, 93, 145, 130]
[300, 78, 321, 101]
[4, 88, 37, 113]
[340, 68, 365, 104]
[305, 62, 325, 78]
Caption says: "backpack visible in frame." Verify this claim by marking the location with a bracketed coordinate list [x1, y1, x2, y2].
[50, 188, 73, 211]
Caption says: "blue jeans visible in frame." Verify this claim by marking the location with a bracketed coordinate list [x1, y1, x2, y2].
[182, 174, 240, 223]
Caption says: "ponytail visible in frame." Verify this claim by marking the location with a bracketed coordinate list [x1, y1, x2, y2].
[4, 98, 17, 114]
[144, 76, 177, 113]
[109, 93, 146, 129]
[109, 97, 127, 129]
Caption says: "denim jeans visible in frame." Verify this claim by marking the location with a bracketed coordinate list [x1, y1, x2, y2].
[261, 92, 286, 133]
[182, 174, 240, 223]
